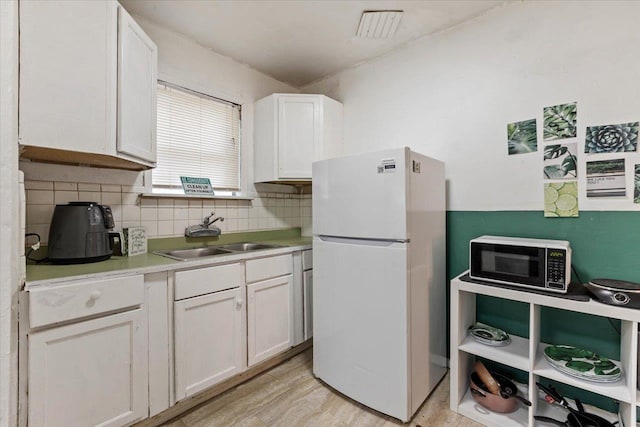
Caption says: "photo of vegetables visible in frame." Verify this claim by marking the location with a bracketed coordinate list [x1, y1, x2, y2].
[586, 159, 626, 197]
[544, 181, 578, 217]
[634, 164, 640, 203]
[543, 142, 577, 180]
[543, 102, 577, 140]
[507, 118, 537, 155]
[585, 122, 638, 153]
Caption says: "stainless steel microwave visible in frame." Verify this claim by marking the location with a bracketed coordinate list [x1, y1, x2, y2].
[469, 236, 572, 293]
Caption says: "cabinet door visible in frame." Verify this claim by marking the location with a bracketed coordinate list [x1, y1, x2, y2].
[303, 270, 313, 340]
[28, 309, 148, 427]
[277, 95, 321, 179]
[117, 6, 157, 163]
[174, 288, 244, 400]
[19, 0, 117, 155]
[247, 275, 293, 366]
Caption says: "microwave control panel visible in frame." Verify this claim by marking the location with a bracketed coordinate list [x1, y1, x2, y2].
[546, 249, 567, 289]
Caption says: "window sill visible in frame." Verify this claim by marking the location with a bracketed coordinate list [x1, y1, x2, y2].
[139, 192, 254, 201]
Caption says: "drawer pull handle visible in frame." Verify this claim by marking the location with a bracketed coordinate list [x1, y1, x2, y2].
[236, 298, 244, 308]
[89, 290, 102, 300]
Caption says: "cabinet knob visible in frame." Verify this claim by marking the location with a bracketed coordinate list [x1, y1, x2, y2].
[236, 298, 244, 308]
[89, 290, 102, 300]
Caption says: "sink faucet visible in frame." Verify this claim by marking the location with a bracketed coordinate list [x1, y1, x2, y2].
[185, 211, 224, 237]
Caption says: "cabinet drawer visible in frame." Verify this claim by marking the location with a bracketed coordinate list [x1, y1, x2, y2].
[245, 254, 293, 283]
[302, 250, 313, 271]
[29, 275, 144, 329]
[175, 263, 242, 300]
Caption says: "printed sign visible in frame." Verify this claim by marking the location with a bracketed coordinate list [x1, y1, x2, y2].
[586, 159, 626, 197]
[124, 227, 147, 257]
[377, 158, 397, 174]
[180, 176, 214, 195]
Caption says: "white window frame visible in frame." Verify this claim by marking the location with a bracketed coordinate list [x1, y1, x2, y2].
[148, 80, 243, 197]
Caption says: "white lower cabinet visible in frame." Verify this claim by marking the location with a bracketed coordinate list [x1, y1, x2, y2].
[28, 308, 148, 427]
[23, 249, 308, 426]
[303, 269, 313, 340]
[247, 275, 293, 366]
[174, 287, 244, 400]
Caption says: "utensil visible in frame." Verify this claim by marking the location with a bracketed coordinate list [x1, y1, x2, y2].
[534, 415, 570, 426]
[474, 361, 501, 395]
[536, 382, 616, 427]
[490, 371, 532, 406]
[469, 372, 518, 413]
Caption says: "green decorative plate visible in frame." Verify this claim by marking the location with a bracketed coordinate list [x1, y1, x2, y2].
[543, 345, 622, 383]
[468, 322, 511, 347]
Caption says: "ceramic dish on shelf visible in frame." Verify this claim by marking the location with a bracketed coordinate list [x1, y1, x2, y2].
[543, 345, 622, 383]
[468, 322, 511, 347]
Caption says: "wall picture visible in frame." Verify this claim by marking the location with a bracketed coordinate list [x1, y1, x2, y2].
[508, 118, 538, 155]
[634, 164, 640, 203]
[543, 102, 577, 141]
[585, 122, 638, 153]
[544, 182, 578, 217]
[543, 142, 577, 180]
[586, 159, 626, 197]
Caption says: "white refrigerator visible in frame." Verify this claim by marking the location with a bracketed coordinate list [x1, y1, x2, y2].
[312, 147, 447, 422]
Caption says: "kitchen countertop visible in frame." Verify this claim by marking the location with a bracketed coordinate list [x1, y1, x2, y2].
[25, 231, 312, 288]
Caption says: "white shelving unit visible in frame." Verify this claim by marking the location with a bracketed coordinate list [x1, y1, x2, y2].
[450, 272, 640, 427]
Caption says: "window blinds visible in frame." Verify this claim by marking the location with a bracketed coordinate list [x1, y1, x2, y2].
[154, 82, 241, 190]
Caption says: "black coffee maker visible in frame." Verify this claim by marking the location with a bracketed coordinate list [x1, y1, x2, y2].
[48, 201, 118, 264]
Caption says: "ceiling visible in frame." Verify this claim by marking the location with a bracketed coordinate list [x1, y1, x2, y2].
[120, 0, 506, 88]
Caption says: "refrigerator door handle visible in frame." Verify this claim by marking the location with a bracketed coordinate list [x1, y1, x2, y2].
[317, 235, 409, 246]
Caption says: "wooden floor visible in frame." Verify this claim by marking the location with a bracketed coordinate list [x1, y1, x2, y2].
[163, 349, 481, 427]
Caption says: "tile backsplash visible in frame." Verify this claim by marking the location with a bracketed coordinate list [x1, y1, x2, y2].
[25, 180, 312, 244]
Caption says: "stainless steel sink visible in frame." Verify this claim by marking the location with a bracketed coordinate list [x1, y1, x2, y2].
[154, 247, 234, 261]
[154, 242, 284, 261]
[218, 242, 284, 252]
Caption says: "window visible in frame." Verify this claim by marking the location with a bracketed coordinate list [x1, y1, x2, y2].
[154, 81, 241, 192]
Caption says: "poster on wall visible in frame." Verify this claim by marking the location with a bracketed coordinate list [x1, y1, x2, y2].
[586, 159, 626, 197]
[634, 164, 640, 203]
[585, 122, 638, 153]
[543, 102, 577, 141]
[507, 118, 537, 155]
[544, 182, 579, 217]
[543, 143, 577, 180]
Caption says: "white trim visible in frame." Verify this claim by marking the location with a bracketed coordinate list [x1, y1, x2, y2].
[19, 160, 144, 187]
[0, 1, 20, 425]
[140, 193, 253, 201]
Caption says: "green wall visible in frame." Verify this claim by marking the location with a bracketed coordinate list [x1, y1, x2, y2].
[446, 210, 640, 413]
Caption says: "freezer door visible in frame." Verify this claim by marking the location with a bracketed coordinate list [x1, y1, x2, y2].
[312, 236, 410, 421]
[312, 148, 408, 240]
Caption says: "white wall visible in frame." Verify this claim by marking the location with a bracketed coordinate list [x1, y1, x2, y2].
[22, 14, 314, 241]
[304, 1, 640, 211]
[135, 16, 299, 196]
[0, 1, 20, 425]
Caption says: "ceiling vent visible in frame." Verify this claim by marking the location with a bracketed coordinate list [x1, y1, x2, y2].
[356, 10, 403, 39]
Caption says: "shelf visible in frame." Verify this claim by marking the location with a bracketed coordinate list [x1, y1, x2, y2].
[533, 343, 631, 403]
[457, 277, 640, 323]
[459, 334, 530, 371]
[451, 274, 639, 427]
[457, 388, 529, 427]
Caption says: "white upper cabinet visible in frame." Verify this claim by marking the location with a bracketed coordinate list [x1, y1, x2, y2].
[19, 0, 118, 159]
[117, 6, 157, 164]
[19, 0, 157, 171]
[254, 93, 343, 183]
